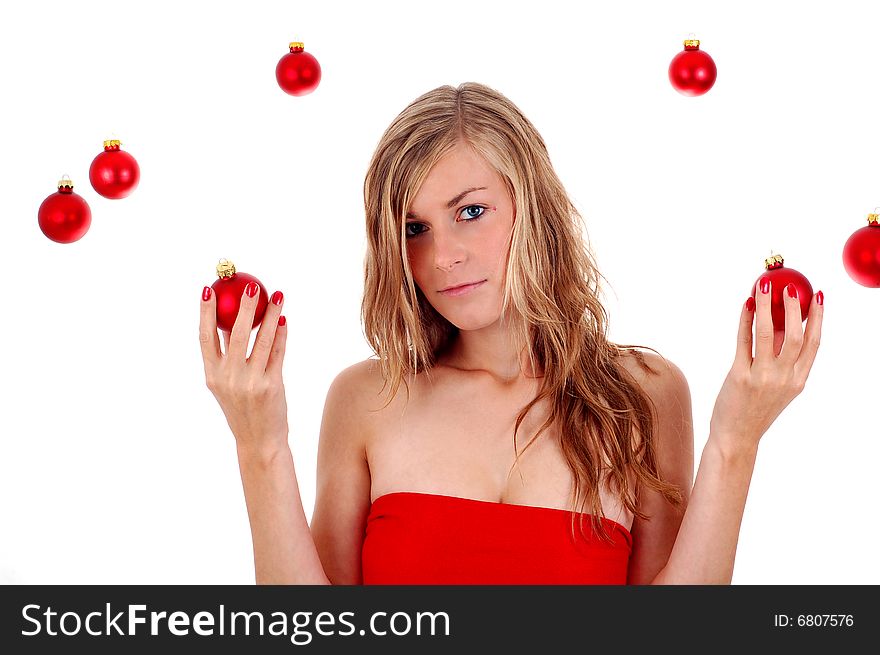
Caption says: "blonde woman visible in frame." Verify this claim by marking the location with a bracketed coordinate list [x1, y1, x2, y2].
[198, 82, 823, 585]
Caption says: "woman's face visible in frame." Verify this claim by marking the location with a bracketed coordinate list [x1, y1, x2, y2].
[405, 142, 515, 330]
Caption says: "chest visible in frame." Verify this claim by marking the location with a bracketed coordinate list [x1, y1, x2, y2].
[364, 370, 635, 531]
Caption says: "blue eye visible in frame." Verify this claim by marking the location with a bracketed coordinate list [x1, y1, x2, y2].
[405, 205, 487, 239]
[460, 205, 486, 221]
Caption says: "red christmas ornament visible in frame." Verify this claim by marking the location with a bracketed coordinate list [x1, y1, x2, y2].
[842, 211, 880, 287]
[276, 41, 321, 96]
[669, 36, 717, 96]
[37, 175, 92, 243]
[89, 139, 140, 199]
[210, 258, 269, 333]
[749, 254, 813, 330]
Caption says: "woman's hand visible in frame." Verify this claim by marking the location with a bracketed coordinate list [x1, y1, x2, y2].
[709, 278, 824, 454]
[199, 283, 289, 453]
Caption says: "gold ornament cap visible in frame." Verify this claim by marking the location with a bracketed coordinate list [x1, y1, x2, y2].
[104, 139, 122, 150]
[289, 41, 304, 52]
[684, 39, 700, 48]
[764, 253, 784, 270]
[868, 212, 879, 226]
[57, 174, 74, 190]
[216, 258, 237, 279]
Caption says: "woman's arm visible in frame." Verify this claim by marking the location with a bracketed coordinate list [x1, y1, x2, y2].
[624, 358, 756, 584]
[200, 284, 368, 585]
[236, 359, 375, 585]
[650, 434, 757, 584]
[236, 442, 331, 584]
[310, 360, 376, 585]
[635, 282, 823, 584]
[624, 352, 692, 585]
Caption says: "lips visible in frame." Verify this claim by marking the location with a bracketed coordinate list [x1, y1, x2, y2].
[439, 280, 483, 292]
[438, 280, 486, 296]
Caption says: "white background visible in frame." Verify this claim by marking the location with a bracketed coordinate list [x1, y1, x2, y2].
[1, 0, 876, 584]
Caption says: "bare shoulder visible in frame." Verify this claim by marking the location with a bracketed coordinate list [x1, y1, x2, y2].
[617, 349, 690, 413]
[321, 357, 411, 462]
[315, 356, 385, 470]
[327, 357, 398, 421]
[311, 357, 386, 585]
[327, 357, 382, 395]
[618, 348, 695, 584]
[616, 349, 693, 461]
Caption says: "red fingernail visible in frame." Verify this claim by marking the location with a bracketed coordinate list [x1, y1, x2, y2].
[760, 277, 770, 294]
[278, 315, 287, 326]
[786, 283, 797, 299]
[202, 286, 212, 301]
[245, 282, 258, 298]
[817, 290, 824, 306]
[745, 297, 756, 312]
[271, 290, 284, 306]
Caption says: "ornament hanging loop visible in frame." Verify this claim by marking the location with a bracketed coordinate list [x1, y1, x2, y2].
[216, 258, 237, 278]
[765, 252, 785, 269]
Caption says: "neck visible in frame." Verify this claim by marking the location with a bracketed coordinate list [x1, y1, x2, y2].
[439, 320, 542, 384]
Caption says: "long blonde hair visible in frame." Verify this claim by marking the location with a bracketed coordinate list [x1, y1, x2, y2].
[361, 82, 684, 543]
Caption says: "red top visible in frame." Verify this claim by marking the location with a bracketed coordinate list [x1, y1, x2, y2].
[361, 491, 632, 585]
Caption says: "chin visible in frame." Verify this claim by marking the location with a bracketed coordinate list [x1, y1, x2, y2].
[441, 310, 504, 332]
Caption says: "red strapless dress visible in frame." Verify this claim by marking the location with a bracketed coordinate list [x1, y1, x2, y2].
[361, 491, 632, 585]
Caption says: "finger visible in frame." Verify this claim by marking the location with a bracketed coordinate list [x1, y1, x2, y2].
[223, 329, 231, 356]
[266, 314, 288, 380]
[772, 329, 785, 358]
[793, 290, 824, 383]
[778, 282, 805, 364]
[228, 282, 260, 362]
[199, 286, 222, 366]
[734, 295, 756, 370]
[754, 276, 774, 362]
[248, 290, 285, 372]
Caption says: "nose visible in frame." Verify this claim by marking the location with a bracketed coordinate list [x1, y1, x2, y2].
[433, 230, 465, 272]
[435, 258, 462, 272]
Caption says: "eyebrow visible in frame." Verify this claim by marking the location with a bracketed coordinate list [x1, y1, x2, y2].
[405, 186, 488, 220]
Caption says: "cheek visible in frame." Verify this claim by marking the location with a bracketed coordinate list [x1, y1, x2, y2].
[491, 232, 513, 269]
[405, 243, 428, 282]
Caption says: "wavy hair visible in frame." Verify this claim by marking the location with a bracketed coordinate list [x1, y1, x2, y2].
[361, 82, 684, 543]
